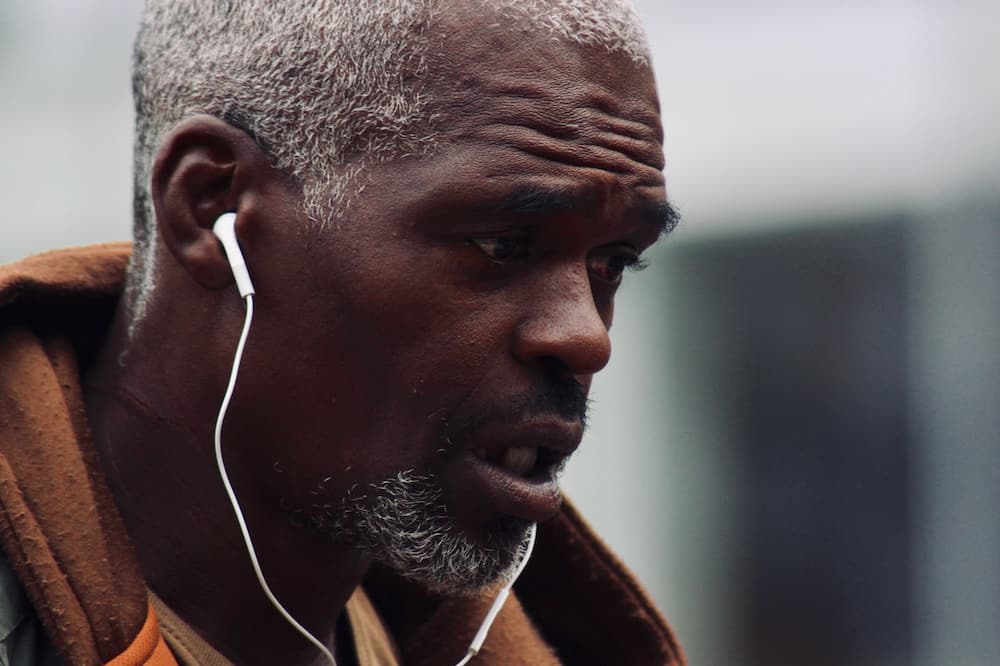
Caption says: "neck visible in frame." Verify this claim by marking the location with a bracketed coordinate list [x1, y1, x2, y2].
[83, 305, 371, 665]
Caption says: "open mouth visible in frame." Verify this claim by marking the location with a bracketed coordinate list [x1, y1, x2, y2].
[444, 417, 580, 521]
[470, 446, 562, 478]
[450, 438, 574, 522]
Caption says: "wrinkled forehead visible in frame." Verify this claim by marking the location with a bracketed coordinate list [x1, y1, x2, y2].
[424, 4, 663, 152]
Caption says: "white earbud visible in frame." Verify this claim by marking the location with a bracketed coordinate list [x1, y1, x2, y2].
[211, 212, 337, 664]
[212, 212, 255, 297]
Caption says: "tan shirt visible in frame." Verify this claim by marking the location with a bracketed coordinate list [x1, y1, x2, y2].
[151, 588, 401, 666]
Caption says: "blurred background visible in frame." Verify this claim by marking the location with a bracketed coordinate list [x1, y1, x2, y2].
[1, 1, 997, 665]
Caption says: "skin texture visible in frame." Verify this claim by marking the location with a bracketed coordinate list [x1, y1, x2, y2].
[83, 8, 669, 666]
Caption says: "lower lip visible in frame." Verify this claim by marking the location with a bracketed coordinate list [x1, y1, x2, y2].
[446, 451, 563, 523]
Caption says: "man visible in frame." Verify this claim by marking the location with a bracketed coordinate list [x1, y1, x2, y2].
[0, 0, 684, 664]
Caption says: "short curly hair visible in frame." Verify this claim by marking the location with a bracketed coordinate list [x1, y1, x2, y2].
[126, 0, 649, 331]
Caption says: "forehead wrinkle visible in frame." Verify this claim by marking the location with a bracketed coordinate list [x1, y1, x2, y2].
[583, 105, 661, 145]
[574, 85, 663, 143]
[467, 121, 665, 184]
[445, 73, 661, 142]
[440, 76, 664, 170]
[586, 124, 665, 170]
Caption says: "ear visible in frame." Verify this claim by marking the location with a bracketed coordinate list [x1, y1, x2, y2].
[150, 115, 270, 291]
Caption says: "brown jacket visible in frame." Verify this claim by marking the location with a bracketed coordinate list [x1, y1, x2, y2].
[0, 244, 685, 665]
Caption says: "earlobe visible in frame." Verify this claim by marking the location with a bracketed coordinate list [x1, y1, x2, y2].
[151, 115, 262, 291]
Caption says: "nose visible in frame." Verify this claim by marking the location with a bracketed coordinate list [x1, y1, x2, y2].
[513, 265, 612, 376]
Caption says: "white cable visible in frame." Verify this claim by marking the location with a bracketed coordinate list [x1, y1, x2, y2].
[214, 293, 338, 666]
[454, 522, 538, 666]
[216, 292, 538, 666]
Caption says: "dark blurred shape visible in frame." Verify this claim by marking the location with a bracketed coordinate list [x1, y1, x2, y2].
[664, 219, 913, 666]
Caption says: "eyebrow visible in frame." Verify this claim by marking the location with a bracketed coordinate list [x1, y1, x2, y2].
[490, 185, 680, 237]
[649, 199, 682, 236]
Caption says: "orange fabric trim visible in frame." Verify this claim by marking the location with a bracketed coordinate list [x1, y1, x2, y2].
[106, 602, 179, 666]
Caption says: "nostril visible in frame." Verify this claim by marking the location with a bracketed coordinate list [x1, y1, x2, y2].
[533, 360, 590, 425]
[538, 355, 570, 376]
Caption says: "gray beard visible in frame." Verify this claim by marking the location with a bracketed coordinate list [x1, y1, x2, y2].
[304, 470, 533, 596]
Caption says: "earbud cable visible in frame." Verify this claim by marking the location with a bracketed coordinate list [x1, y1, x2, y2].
[454, 521, 537, 666]
[215, 293, 338, 665]
[216, 292, 538, 666]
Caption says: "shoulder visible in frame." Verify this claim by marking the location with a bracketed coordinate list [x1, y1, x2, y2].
[0, 242, 131, 312]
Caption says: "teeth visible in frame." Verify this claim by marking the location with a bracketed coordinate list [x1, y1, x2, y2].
[500, 447, 537, 476]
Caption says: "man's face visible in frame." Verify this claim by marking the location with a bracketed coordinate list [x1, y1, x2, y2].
[231, 21, 669, 593]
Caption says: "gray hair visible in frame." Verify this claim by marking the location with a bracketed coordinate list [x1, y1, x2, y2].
[127, 0, 649, 330]
[311, 469, 534, 595]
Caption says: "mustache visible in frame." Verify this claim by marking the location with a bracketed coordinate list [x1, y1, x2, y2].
[440, 373, 590, 449]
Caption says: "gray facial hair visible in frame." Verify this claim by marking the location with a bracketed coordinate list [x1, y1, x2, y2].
[304, 470, 534, 596]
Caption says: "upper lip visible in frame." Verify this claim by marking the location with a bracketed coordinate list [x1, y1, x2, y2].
[466, 416, 583, 459]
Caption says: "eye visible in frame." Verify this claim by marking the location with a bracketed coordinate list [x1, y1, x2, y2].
[467, 236, 534, 263]
[587, 251, 648, 285]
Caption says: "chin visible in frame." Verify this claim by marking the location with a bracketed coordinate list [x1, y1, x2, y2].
[302, 469, 534, 596]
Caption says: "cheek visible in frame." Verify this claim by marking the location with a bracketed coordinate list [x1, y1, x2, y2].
[246, 230, 524, 470]
[254, 263, 517, 459]
[304, 247, 514, 386]
[344, 290, 512, 407]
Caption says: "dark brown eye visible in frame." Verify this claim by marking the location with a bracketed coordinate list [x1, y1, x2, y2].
[468, 236, 533, 263]
[587, 252, 647, 284]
